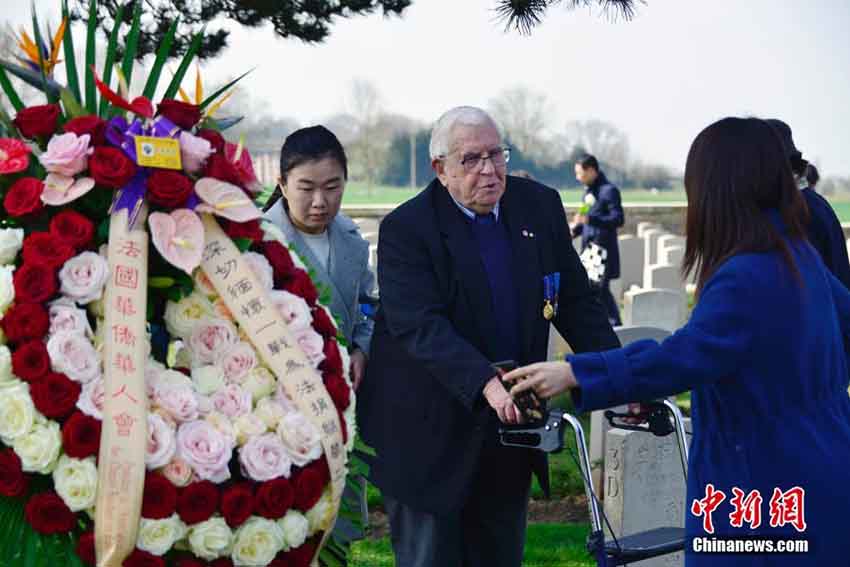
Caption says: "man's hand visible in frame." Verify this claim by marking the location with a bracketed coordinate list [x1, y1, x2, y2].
[482, 377, 523, 424]
[572, 213, 587, 226]
[350, 349, 367, 391]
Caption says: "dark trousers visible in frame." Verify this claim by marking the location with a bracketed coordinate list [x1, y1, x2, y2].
[385, 442, 532, 567]
[600, 274, 622, 326]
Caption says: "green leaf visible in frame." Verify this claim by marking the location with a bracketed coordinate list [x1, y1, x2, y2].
[233, 237, 253, 253]
[162, 26, 206, 101]
[0, 105, 20, 139]
[97, 2, 126, 117]
[0, 60, 63, 100]
[30, 3, 56, 105]
[141, 18, 179, 100]
[0, 66, 24, 111]
[198, 69, 253, 111]
[84, 0, 97, 113]
[120, 0, 143, 93]
[61, 0, 81, 104]
[149, 276, 176, 288]
[60, 87, 85, 118]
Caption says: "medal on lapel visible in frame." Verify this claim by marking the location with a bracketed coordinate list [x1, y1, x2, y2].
[543, 272, 561, 320]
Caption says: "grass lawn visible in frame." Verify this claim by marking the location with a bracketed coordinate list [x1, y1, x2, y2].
[351, 523, 596, 567]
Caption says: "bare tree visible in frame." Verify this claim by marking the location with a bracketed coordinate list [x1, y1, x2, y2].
[488, 86, 557, 163]
[561, 119, 631, 173]
[344, 78, 393, 194]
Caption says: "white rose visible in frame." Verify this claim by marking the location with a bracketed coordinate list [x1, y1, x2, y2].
[46, 331, 101, 384]
[188, 516, 233, 560]
[254, 397, 287, 429]
[14, 421, 62, 474]
[277, 412, 322, 467]
[584, 193, 597, 205]
[164, 293, 215, 339]
[293, 328, 325, 368]
[192, 365, 225, 396]
[243, 251, 274, 290]
[269, 290, 313, 332]
[0, 228, 24, 264]
[0, 345, 14, 385]
[147, 413, 177, 469]
[137, 514, 187, 556]
[52, 455, 98, 511]
[305, 488, 336, 535]
[340, 346, 352, 387]
[290, 250, 308, 271]
[204, 411, 237, 446]
[190, 318, 239, 366]
[0, 381, 36, 443]
[233, 413, 267, 446]
[242, 366, 276, 402]
[76, 377, 105, 420]
[343, 402, 357, 453]
[0, 266, 15, 315]
[278, 509, 309, 551]
[48, 298, 93, 337]
[58, 252, 109, 304]
[231, 517, 285, 567]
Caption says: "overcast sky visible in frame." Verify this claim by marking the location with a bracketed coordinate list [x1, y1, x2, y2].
[7, 0, 850, 175]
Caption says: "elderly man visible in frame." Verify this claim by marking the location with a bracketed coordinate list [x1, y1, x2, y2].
[357, 106, 619, 567]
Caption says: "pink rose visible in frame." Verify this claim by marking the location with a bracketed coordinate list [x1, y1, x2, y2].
[269, 290, 313, 332]
[176, 420, 234, 483]
[224, 142, 262, 194]
[210, 383, 252, 419]
[277, 412, 322, 467]
[243, 252, 274, 290]
[238, 432, 292, 481]
[147, 413, 177, 470]
[39, 132, 92, 177]
[58, 252, 109, 304]
[46, 331, 101, 383]
[189, 318, 238, 365]
[293, 328, 325, 368]
[162, 457, 194, 487]
[48, 298, 92, 337]
[76, 377, 105, 419]
[179, 131, 214, 175]
[155, 382, 200, 423]
[216, 342, 257, 384]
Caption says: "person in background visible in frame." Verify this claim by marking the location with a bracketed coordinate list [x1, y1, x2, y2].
[506, 117, 850, 566]
[571, 154, 625, 325]
[767, 119, 850, 288]
[806, 163, 820, 191]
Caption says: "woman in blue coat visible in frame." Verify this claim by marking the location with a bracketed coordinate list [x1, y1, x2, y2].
[506, 117, 850, 566]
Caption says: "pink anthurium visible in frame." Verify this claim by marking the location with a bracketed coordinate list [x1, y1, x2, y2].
[149, 209, 204, 275]
[41, 173, 96, 206]
[194, 177, 262, 222]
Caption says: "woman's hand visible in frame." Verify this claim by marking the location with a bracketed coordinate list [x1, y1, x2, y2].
[502, 361, 577, 400]
[350, 349, 367, 391]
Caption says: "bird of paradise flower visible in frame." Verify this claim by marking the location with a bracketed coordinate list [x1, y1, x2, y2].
[174, 65, 235, 119]
[15, 17, 66, 76]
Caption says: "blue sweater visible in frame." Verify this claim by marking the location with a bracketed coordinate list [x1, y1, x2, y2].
[569, 229, 850, 565]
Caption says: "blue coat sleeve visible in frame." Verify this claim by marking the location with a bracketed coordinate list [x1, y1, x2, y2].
[587, 185, 624, 230]
[569, 261, 756, 412]
[828, 271, 850, 340]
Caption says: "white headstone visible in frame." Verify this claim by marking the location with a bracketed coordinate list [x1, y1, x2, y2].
[643, 229, 666, 266]
[623, 288, 687, 331]
[637, 222, 660, 238]
[361, 231, 379, 245]
[368, 244, 378, 270]
[657, 235, 685, 260]
[617, 235, 645, 292]
[661, 246, 685, 267]
[644, 264, 684, 292]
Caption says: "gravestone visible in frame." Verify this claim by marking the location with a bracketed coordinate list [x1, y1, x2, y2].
[637, 222, 661, 238]
[661, 245, 685, 267]
[656, 235, 685, 260]
[623, 288, 686, 332]
[604, 428, 687, 567]
[618, 235, 645, 292]
[643, 229, 666, 266]
[368, 244, 378, 270]
[644, 264, 683, 292]
[361, 231, 379, 246]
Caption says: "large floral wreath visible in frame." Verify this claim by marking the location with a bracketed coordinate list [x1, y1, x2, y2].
[0, 3, 356, 567]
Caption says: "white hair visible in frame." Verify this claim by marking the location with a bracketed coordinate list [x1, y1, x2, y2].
[428, 106, 502, 160]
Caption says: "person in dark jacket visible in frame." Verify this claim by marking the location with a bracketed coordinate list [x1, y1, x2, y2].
[766, 119, 850, 288]
[571, 154, 625, 325]
[506, 117, 850, 567]
[357, 106, 619, 567]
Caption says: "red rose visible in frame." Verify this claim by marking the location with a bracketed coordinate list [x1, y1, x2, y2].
[31, 372, 81, 419]
[176, 480, 219, 525]
[262, 241, 296, 286]
[64, 115, 107, 146]
[50, 210, 95, 250]
[284, 269, 318, 306]
[220, 482, 254, 528]
[209, 559, 234, 567]
[13, 263, 58, 303]
[0, 302, 49, 344]
[22, 232, 76, 269]
[24, 491, 76, 533]
[11, 339, 50, 382]
[142, 472, 178, 519]
[76, 531, 96, 566]
[255, 478, 294, 519]
[89, 146, 137, 188]
[197, 128, 225, 153]
[223, 219, 264, 244]
[0, 449, 29, 497]
[311, 307, 337, 340]
[292, 466, 325, 512]
[174, 557, 206, 567]
[13, 104, 61, 139]
[203, 153, 243, 187]
[145, 170, 194, 208]
[123, 549, 165, 567]
[324, 371, 351, 411]
[157, 99, 202, 130]
[62, 411, 102, 459]
[281, 540, 318, 567]
[4, 177, 45, 217]
[337, 408, 348, 446]
[319, 339, 343, 375]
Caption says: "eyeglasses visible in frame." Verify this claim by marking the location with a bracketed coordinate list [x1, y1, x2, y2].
[440, 146, 511, 174]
